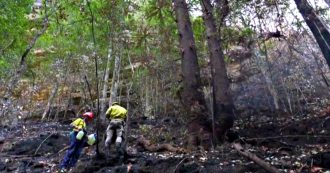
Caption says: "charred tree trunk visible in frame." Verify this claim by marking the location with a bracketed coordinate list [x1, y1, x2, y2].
[294, 0, 330, 68]
[123, 83, 132, 149]
[173, 0, 212, 150]
[201, 0, 234, 144]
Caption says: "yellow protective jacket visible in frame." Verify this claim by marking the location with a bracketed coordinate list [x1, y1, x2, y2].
[106, 105, 127, 120]
[71, 118, 86, 131]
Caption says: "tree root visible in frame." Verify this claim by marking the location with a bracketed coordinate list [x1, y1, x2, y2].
[137, 136, 186, 153]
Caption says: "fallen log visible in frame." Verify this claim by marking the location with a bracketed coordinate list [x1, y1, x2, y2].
[137, 136, 186, 153]
[0, 154, 32, 159]
[232, 143, 281, 173]
[245, 135, 330, 141]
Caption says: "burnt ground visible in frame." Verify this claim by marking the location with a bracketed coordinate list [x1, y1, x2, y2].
[0, 112, 330, 173]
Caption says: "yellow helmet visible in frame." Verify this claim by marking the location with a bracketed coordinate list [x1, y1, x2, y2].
[112, 102, 119, 106]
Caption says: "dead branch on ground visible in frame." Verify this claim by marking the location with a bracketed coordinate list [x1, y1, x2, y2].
[172, 157, 187, 173]
[233, 143, 281, 173]
[245, 135, 330, 141]
[137, 136, 186, 153]
[0, 154, 31, 159]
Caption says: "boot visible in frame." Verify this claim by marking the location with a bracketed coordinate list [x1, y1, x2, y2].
[116, 144, 124, 163]
[60, 168, 67, 173]
[105, 146, 111, 159]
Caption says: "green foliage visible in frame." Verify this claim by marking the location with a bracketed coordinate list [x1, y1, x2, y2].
[240, 27, 254, 38]
[222, 27, 241, 47]
[0, 0, 34, 77]
[294, 21, 303, 29]
[132, 67, 149, 87]
[192, 17, 205, 44]
[0, 58, 10, 77]
[139, 124, 153, 134]
[224, 55, 233, 63]
[221, 26, 255, 48]
[259, 41, 275, 56]
[0, 0, 32, 44]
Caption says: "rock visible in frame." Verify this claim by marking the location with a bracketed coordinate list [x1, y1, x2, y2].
[0, 136, 5, 144]
[0, 161, 6, 171]
[179, 161, 199, 173]
[311, 152, 330, 169]
[5, 133, 68, 156]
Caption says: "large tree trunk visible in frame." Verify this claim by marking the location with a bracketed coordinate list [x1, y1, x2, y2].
[294, 0, 330, 68]
[173, 0, 212, 150]
[173, 0, 207, 114]
[201, 0, 234, 144]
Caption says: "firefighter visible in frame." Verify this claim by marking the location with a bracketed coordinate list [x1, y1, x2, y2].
[60, 112, 95, 172]
[104, 102, 127, 160]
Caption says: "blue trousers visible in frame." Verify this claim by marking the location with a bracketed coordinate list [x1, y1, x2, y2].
[60, 131, 84, 169]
